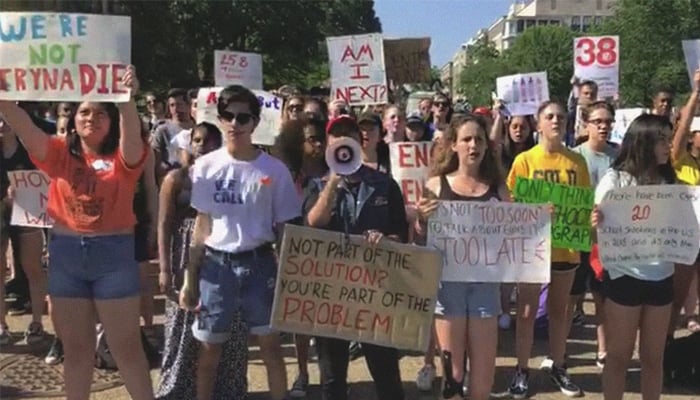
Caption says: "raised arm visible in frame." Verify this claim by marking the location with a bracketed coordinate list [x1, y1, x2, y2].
[671, 68, 700, 162]
[118, 65, 144, 167]
[0, 102, 49, 161]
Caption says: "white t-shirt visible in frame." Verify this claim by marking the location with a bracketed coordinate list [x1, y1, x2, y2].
[152, 121, 186, 166]
[191, 148, 301, 253]
[595, 169, 674, 281]
[173, 129, 191, 153]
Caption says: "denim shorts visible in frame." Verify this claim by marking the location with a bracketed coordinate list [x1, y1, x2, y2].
[192, 246, 277, 343]
[48, 233, 140, 300]
[435, 282, 501, 319]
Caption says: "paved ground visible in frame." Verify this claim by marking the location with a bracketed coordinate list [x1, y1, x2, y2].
[1, 295, 698, 400]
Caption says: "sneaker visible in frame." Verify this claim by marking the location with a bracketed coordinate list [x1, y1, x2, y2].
[416, 364, 436, 391]
[44, 338, 64, 365]
[595, 353, 606, 369]
[547, 364, 583, 397]
[498, 313, 512, 330]
[24, 322, 45, 344]
[572, 310, 585, 327]
[289, 373, 308, 398]
[508, 367, 529, 399]
[0, 325, 11, 346]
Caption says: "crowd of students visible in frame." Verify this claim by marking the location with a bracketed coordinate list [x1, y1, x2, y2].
[0, 64, 699, 400]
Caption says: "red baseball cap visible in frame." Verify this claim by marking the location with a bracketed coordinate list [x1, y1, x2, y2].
[326, 115, 359, 135]
[473, 107, 491, 117]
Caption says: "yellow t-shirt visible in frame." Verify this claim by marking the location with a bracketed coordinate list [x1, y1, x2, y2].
[673, 152, 700, 185]
[507, 145, 592, 264]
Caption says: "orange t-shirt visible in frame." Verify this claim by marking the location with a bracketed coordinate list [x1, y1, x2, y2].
[31, 136, 146, 233]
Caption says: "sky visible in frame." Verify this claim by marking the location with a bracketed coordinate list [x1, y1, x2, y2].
[374, 0, 514, 68]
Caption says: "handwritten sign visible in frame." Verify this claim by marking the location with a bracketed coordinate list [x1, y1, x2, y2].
[597, 186, 700, 266]
[513, 177, 593, 251]
[327, 33, 387, 105]
[496, 72, 549, 116]
[610, 108, 645, 144]
[9, 170, 53, 228]
[574, 36, 620, 98]
[383, 38, 431, 85]
[213, 50, 263, 90]
[389, 142, 432, 205]
[427, 201, 551, 283]
[0, 12, 131, 102]
[196, 87, 282, 146]
[270, 224, 441, 351]
[682, 39, 700, 88]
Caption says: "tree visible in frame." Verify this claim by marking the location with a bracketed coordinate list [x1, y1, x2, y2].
[458, 39, 512, 106]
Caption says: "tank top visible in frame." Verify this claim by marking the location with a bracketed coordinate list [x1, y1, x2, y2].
[438, 174, 500, 202]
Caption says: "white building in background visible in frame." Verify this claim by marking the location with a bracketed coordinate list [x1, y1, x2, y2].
[442, 0, 617, 96]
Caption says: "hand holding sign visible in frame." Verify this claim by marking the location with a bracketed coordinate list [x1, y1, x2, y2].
[121, 64, 139, 97]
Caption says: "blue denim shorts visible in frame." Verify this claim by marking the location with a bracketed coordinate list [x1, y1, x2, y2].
[192, 246, 277, 343]
[48, 233, 140, 300]
[435, 282, 501, 319]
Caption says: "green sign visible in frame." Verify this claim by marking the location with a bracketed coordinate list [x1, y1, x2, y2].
[513, 177, 593, 251]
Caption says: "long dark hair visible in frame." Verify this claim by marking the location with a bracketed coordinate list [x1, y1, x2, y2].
[67, 102, 121, 160]
[612, 114, 676, 184]
[272, 116, 327, 180]
[502, 115, 536, 169]
[431, 115, 501, 185]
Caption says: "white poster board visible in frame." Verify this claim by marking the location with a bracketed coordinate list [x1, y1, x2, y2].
[427, 201, 551, 283]
[610, 108, 645, 144]
[196, 87, 282, 146]
[327, 33, 387, 105]
[9, 170, 54, 228]
[389, 142, 432, 205]
[574, 36, 620, 98]
[682, 39, 700, 88]
[213, 50, 263, 90]
[597, 185, 700, 266]
[496, 72, 549, 116]
[0, 12, 131, 102]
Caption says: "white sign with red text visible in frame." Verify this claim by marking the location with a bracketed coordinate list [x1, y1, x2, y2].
[196, 87, 282, 146]
[213, 50, 263, 90]
[327, 33, 387, 105]
[389, 142, 432, 206]
[574, 36, 619, 98]
[9, 170, 54, 228]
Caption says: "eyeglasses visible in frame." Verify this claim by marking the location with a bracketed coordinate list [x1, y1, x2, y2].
[218, 111, 255, 125]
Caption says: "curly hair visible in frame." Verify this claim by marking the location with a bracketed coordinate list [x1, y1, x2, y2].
[272, 116, 326, 178]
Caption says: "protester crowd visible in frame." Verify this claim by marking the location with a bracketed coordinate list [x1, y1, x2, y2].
[0, 64, 699, 400]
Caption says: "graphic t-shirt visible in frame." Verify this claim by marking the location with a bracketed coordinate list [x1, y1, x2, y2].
[572, 143, 617, 187]
[30, 136, 147, 233]
[507, 144, 591, 264]
[673, 152, 700, 186]
[190, 148, 301, 253]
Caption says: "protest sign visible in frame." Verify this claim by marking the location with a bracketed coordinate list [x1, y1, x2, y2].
[270, 224, 441, 351]
[327, 33, 387, 105]
[682, 39, 700, 88]
[574, 36, 620, 98]
[597, 185, 700, 266]
[9, 170, 53, 228]
[389, 142, 432, 205]
[513, 177, 593, 251]
[196, 87, 282, 146]
[496, 72, 549, 116]
[213, 50, 263, 90]
[0, 12, 131, 102]
[610, 108, 645, 144]
[383, 38, 431, 85]
[427, 201, 551, 283]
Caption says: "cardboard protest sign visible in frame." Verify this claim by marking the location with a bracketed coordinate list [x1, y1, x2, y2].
[682, 39, 700, 88]
[383, 38, 431, 85]
[610, 108, 645, 144]
[196, 87, 282, 146]
[213, 50, 263, 90]
[9, 170, 53, 228]
[427, 201, 551, 283]
[574, 36, 620, 98]
[327, 33, 387, 105]
[0, 12, 131, 102]
[496, 72, 549, 116]
[389, 142, 432, 205]
[597, 185, 700, 266]
[513, 177, 593, 251]
[271, 224, 441, 351]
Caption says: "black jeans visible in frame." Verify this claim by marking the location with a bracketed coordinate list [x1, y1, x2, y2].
[315, 337, 405, 400]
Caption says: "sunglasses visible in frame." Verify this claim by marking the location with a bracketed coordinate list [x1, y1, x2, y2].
[288, 104, 304, 111]
[218, 111, 255, 125]
[434, 102, 449, 108]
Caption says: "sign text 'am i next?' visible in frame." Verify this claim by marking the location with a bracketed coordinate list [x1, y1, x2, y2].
[327, 33, 388, 106]
[0, 12, 131, 102]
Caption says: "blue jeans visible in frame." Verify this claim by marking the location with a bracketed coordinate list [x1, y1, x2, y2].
[48, 233, 140, 299]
